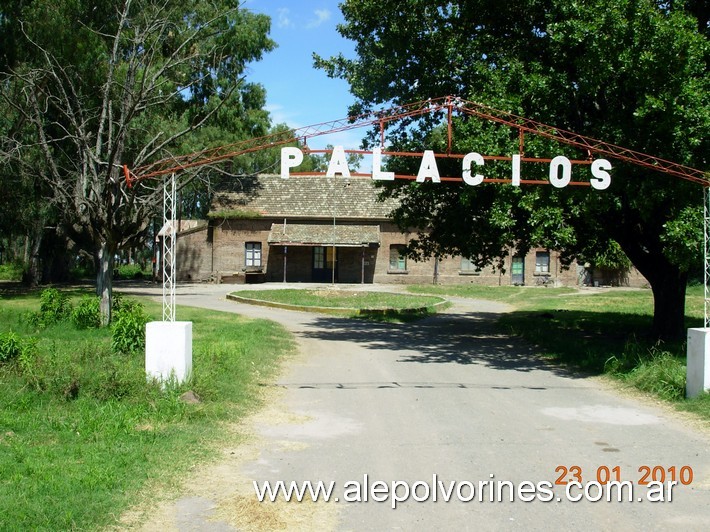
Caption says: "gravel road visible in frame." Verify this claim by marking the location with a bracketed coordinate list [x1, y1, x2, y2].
[121, 282, 710, 531]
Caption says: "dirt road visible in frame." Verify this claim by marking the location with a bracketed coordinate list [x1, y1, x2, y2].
[122, 283, 710, 530]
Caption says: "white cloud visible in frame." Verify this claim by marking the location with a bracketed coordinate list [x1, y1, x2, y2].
[265, 103, 296, 127]
[276, 7, 293, 28]
[306, 9, 331, 29]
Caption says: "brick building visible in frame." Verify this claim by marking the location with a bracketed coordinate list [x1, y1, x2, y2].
[176, 174, 646, 287]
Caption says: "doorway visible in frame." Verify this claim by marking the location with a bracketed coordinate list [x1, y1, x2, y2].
[511, 256, 525, 285]
[313, 246, 337, 282]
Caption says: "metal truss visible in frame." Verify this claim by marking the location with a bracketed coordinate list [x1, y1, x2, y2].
[162, 173, 176, 322]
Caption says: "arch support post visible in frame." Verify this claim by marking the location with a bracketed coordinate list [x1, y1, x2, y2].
[686, 186, 710, 398]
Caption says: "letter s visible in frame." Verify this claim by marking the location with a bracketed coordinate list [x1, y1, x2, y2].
[590, 159, 612, 190]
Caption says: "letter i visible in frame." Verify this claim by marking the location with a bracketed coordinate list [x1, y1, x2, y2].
[512, 155, 521, 186]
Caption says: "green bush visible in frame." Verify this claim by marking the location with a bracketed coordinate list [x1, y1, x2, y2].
[26, 287, 72, 328]
[0, 331, 37, 364]
[0, 261, 24, 281]
[0, 331, 22, 362]
[71, 296, 102, 329]
[111, 300, 149, 354]
[116, 263, 148, 280]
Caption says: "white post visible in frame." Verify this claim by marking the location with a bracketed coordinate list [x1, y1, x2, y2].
[146, 173, 193, 385]
[685, 187, 710, 398]
[687, 328, 710, 398]
[146, 321, 192, 384]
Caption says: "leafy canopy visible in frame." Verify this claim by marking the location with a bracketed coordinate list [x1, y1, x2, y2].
[316, 0, 709, 339]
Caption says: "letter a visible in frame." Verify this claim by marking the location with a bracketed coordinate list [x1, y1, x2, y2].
[326, 145, 351, 178]
[416, 150, 441, 183]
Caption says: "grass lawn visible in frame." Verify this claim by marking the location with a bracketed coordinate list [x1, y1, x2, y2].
[0, 287, 295, 530]
[408, 284, 710, 420]
[233, 288, 447, 319]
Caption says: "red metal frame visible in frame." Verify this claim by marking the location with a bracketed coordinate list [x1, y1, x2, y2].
[124, 95, 708, 186]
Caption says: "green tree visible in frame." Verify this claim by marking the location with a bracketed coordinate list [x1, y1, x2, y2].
[317, 0, 709, 340]
[0, 0, 275, 323]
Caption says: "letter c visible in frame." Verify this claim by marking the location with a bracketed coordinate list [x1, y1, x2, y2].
[462, 152, 485, 185]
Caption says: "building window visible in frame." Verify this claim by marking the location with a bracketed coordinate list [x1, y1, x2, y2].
[535, 251, 550, 274]
[460, 257, 481, 274]
[245, 242, 262, 267]
[313, 246, 325, 269]
[389, 245, 407, 271]
[313, 246, 335, 269]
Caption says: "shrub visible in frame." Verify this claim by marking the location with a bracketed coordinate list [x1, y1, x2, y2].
[0, 331, 22, 362]
[116, 263, 147, 280]
[0, 331, 37, 364]
[40, 287, 72, 322]
[26, 288, 72, 327]
[0, 261, 24, 281]
[111, 300, 149, 354]
[71, 296, 102, 329]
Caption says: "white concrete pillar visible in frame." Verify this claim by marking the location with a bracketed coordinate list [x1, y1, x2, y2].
[686, 328, 710, 398]
[146, 321, 193, 384]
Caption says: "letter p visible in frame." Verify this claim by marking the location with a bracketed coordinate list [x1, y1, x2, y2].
[281, 147, 304, 179]
[391, 481, 410, 509]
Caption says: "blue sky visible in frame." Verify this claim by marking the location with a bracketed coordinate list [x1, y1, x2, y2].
[243, 1, 362, 150]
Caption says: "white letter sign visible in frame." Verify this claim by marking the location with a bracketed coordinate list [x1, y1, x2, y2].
[280, 147, 303, 179]
[549, 156, 572, 188]
[462, 152, 484, 186]
[416, 150, 441, 183]
[512, 154, 521, 186]
[326, 145, 351, 178]
[590, 159, 612, 190]
[372, 147, 394, 181]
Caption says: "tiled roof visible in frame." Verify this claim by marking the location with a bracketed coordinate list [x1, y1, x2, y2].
[268, 223, 380, 246]
[210, 174, 397, 219]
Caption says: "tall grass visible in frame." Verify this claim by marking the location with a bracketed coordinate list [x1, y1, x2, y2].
[0, 288, 294, 530]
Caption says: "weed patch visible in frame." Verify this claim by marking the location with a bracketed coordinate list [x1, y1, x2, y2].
[0, 287, 294, 529]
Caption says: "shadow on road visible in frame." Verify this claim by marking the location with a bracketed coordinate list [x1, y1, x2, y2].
[301, 309, 583, 379]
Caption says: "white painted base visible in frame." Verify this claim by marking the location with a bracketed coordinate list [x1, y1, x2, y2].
[686, 328, 710, 398]
[145, 321, 193, 384]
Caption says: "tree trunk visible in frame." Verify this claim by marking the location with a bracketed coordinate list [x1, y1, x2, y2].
[96, 242, 115, 326]
[649, 269, 688, 342]
[615, 232, 689, 343]
[22, 229, 42, 287]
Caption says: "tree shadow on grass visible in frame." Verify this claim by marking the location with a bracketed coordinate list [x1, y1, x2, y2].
[498, 309, 701, 374]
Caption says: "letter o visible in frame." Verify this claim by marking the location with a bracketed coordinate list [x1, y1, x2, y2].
[457, 481, 475, 502]
[585, 481, 604, 502]
[549, 156, 572, 188]
[411, 481, 430, 502]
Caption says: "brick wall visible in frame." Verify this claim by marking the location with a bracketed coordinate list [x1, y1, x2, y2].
[176, 225, 212, 282]
[176, 217, 648, 288]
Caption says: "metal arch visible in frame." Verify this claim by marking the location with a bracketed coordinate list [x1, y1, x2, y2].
[126, 96, 708, 186]
[121, 96, 709, 326]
